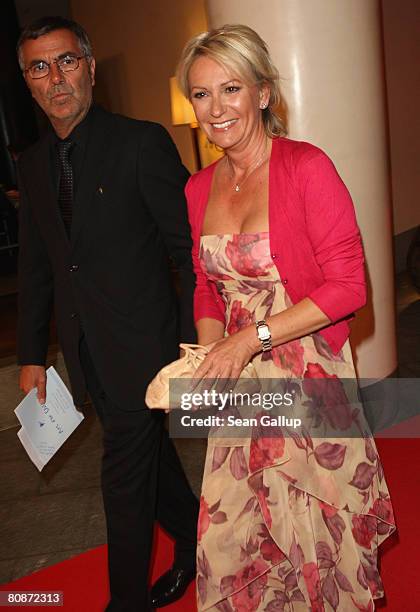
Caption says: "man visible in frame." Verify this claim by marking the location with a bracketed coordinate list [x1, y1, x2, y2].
[17, 16, 198, 611]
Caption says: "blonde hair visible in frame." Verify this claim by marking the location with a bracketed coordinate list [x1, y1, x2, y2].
[176, 24, 287, 138]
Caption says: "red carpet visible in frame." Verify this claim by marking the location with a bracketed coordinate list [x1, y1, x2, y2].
[0, 527, 195, 611]
[2, 438, 419, 611]
[374, 437, 420, 609]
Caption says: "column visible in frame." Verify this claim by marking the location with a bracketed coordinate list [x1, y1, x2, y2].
[206, 0, 396, 379]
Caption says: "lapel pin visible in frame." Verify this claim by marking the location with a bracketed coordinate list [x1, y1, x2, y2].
[97, 186, 104, 195]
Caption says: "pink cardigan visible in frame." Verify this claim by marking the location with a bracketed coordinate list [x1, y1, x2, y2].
[185, 137, 366, 353]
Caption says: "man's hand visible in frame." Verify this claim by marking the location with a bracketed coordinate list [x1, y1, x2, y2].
[19, 365, 47, 404]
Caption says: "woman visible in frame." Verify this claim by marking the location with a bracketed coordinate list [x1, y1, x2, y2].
[176, 25, 395, 611]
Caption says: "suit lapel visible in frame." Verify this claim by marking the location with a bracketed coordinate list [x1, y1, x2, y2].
[70, 108, 113, 251]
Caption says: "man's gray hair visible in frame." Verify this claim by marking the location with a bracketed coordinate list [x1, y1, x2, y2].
[17, 16, 93, 70]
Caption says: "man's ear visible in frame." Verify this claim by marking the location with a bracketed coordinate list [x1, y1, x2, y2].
[88, 57, 96, 87]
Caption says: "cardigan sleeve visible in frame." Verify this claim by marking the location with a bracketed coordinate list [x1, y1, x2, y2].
[298, 150, 367, 322]
[185, 176, 226, 324]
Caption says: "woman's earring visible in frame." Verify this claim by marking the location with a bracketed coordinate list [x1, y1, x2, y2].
[260, 102, 268, 109]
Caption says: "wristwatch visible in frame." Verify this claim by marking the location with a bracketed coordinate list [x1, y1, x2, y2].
[255, 320, 272, 352]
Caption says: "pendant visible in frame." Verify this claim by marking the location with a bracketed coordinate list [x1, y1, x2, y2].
[235, 184, 240, 192]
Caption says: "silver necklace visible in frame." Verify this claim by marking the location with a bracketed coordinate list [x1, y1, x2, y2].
[227, 145, 269, 192]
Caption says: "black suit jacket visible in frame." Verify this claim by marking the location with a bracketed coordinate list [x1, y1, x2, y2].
[17, 106, 196, 409]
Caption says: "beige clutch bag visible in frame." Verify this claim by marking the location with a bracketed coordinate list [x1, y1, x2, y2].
[145, 343, 258, 410]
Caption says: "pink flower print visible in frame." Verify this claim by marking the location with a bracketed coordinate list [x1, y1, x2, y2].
[260, 537, 286, 565]
[227, 300, 253, 335]
[318, 499, 338, 518]
[231, 559, 269, 611]
[369, 497, 394, 525]
[226, 234, 272, 277]
[351, 515, 377, 549]
[271, 339, 305, 376]
[302, 562, 324, 611]
[303, 362, 354, 430]
[198, 495, 211, 542]
[249, 432, 285, 472]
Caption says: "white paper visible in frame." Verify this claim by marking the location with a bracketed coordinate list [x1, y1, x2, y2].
[15, 366, 84, 471]
[17, 427, 45, 471]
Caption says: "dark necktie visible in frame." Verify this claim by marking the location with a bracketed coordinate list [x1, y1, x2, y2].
[57, 139, 74, 237]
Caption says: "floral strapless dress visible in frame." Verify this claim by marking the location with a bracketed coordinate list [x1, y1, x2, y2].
[196, 233, 395, 612]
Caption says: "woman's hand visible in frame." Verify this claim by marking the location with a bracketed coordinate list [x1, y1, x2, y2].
[193, 328, 258, 383]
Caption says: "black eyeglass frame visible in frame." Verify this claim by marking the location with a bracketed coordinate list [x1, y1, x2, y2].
[24, 55, 88, 79]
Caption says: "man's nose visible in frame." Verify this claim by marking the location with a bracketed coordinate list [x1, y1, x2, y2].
[49, 62, 65, 85]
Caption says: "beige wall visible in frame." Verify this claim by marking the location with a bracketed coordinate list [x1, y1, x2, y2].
[382, 0, 420, 235]
[70, 0, 207, 173]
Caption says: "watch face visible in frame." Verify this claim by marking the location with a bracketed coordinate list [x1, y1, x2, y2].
[258, 325, 270, 341]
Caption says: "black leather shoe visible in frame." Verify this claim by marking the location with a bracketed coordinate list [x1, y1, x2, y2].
[150, 567, 195, 608]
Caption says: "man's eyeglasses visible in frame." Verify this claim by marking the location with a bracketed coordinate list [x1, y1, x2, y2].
[25, 55, 87, 80]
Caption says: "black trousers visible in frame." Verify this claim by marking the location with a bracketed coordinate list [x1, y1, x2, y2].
[79, 338, 199, 611]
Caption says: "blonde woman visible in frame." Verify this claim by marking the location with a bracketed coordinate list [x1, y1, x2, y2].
[177, 25, 395, 611]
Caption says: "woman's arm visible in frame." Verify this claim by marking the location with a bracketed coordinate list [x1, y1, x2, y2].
[196, 317, 225, 345]
[185, 174, 227, 330]
[193, 296, 330, 380]
[300, 149, 366, 320]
